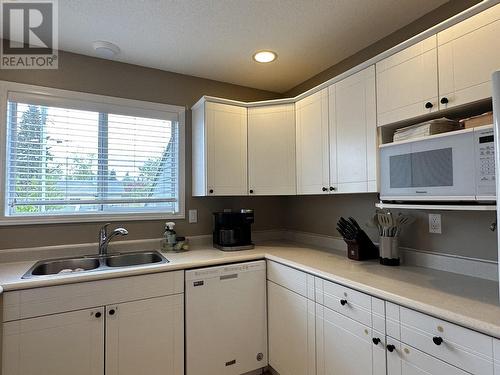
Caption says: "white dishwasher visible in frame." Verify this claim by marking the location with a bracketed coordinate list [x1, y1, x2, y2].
[185, 260, 268, 375]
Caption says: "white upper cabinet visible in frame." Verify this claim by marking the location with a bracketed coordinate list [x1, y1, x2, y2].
[192, 100, 248, 196]
[376, 36, 439, 126]
[248, 104, 296, 195]
[438, 3, 500, 110]
[329, 66, 378, 193]
[296, 88, 330, 195]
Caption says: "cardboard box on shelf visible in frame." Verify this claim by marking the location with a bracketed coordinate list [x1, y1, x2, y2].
[460, 112, 493, 129]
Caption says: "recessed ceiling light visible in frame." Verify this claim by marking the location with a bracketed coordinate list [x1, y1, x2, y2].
[92, 41, 121, 58]
[253, 50, 277, 63]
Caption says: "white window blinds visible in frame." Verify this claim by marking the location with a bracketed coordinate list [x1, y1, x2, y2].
[5, 92, 182, 217]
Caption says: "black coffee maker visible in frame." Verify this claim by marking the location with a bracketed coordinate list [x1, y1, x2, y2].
[213, 209, 254, 251]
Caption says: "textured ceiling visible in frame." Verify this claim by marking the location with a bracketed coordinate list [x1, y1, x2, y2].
[58, 0, 449, 93]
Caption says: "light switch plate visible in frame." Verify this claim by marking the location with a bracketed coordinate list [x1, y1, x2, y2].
[188, 209, 198, 224]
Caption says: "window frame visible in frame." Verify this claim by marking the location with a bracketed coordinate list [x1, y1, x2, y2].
[0, 81, 186, 225]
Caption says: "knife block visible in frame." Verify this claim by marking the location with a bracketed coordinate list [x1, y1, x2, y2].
[345, 238, 378, 261]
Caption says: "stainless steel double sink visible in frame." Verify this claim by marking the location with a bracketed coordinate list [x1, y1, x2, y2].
[22, 251, 169, 279]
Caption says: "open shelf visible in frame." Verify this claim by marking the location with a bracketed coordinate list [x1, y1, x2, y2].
[375, 202, 496, 211]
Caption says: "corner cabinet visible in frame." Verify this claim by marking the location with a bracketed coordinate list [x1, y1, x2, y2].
[248, 104, 296, 195]
[192, 99, 248, 196]
[267, 261, 316, 375]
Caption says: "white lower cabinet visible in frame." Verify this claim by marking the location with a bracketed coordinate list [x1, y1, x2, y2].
[2, 271, 184, 375]
[386, 337, 469, 375]
[105, 295, 184, 375]
[267, 280, 315, 375]
[316, 303, 386, 375]
[3, 295, 183, 375]
[3, 307, 105, 375]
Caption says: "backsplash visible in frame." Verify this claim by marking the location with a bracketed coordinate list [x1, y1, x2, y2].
[283, 193, 498, 262]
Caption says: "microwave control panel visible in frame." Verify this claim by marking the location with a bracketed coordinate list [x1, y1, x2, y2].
[474, 125, 495, 199]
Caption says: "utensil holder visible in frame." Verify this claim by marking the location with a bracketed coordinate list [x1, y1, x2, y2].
[379, 236, 400, 266]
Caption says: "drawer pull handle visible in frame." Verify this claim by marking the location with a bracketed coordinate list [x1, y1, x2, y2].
[340, 299, 348, 306]
[432, 336, 443, 345]
[372, 337, 381, 345]
[386, 344, 396, 352]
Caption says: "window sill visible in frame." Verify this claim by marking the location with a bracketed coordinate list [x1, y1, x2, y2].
[0, 212, 185, 226]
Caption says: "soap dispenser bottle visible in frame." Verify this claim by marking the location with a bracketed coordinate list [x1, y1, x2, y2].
[162, 222, 177, 251]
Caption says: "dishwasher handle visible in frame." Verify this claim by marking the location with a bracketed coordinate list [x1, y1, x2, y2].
[220, 273, 238, 281]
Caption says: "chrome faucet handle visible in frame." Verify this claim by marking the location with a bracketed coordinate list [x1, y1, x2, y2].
[100, 223, 111, 234]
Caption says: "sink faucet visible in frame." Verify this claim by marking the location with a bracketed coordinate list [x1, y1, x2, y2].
[98, 223, 128, 256]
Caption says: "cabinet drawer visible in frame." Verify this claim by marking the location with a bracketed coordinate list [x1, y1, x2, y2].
[267, 261, 314, 299]
[386, 336, 470, 375]
[400, 307, 494, 374]
[315, 277, 372, 327]
[3, 271, 184, 322]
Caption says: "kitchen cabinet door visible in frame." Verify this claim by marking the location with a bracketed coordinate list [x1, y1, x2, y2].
[316, 304, 386, 375]
[296, 88, 330, 195]
[248, 104, 296, 195]
[105, 295, 184, 375]
[2, 307, 104, 375]
[376, 36, 438, 126]
[203, 101, 248, 196]
[386, 337, 469, 375]
[329, 66, 377, 193]
[267, 281, 315, 375]
[438, 4, 500, 110]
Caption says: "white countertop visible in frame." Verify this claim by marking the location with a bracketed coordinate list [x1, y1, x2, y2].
[0, 242, 499, 339]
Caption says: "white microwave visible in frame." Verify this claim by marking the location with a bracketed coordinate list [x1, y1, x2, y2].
[380, 125, 495, 202]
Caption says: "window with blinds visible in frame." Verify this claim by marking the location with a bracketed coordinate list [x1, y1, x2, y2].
[4, 90, 184, 219]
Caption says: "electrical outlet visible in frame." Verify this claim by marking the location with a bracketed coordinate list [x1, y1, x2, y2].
[428, 214, 442, 234]
[188, 209, 198, 224]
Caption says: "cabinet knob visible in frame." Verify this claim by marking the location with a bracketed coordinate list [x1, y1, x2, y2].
[209, 189, 214, 194]
[432, 336, 443, 345]
[440, 97, 449, 104]
[425, 102, 433, 109]
[109, 309, 116, 316]
[95, 311, 102, 318]
[322, 187, 328, 192]
[386, 344, 396, 352]
[249, 189, 254, 194]
[329, 186, 336, 191]
[372, 337, 381, 345]
[340, 299, 348, 306]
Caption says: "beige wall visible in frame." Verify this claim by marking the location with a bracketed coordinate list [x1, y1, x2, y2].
[284, 194, 497, 261]
[0, 50, 284, 250]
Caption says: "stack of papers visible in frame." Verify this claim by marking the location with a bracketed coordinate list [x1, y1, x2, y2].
[393, 118, 461, 142]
